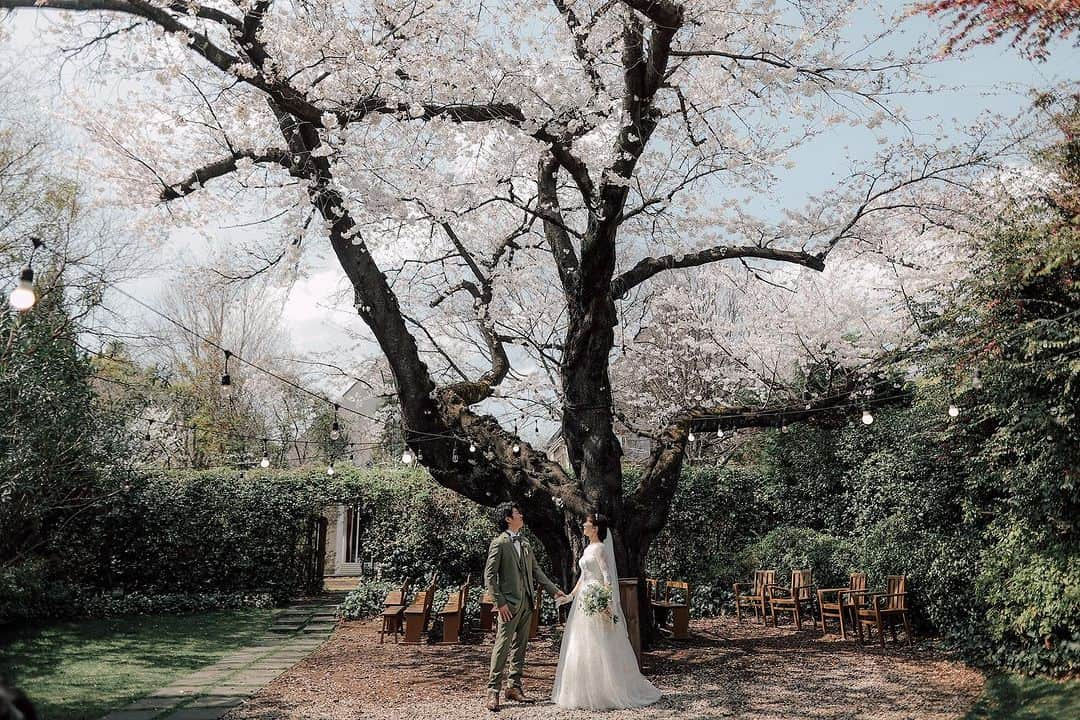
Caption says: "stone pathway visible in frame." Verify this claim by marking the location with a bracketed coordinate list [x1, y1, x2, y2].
[100, 598, 342, 720]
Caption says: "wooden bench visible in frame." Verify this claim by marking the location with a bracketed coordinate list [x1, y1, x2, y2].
[401, 574, 438, 645]
[479, 592, 496, 632]
[438, 575, 471, 644]
[379, 579, 410, 644]
[650, 579, 691, 640]
[479, 587, 541, 637]
[528, 584, 542, 640]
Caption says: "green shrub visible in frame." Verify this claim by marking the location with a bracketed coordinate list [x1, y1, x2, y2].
[646, 466, 769, 592]
[735, 526, 857, 592]
[978, 523, 1080, 675]
[338, 579, 395, 620]
[689, 583, 731, 618]
[332, 469, 493, 587]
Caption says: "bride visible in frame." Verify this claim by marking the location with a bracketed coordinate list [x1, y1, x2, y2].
[551, 513, 662, 710]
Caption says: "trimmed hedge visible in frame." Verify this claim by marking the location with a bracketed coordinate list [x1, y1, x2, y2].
[2, 466, 494, 624]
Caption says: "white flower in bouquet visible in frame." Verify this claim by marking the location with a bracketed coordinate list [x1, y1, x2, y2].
[580, 584, 619, 624]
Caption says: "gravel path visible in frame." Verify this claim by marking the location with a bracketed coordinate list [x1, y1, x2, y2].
[225, 617, 984, 719]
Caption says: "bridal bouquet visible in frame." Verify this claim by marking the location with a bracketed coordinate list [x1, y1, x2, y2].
[580, 584, 619, 624]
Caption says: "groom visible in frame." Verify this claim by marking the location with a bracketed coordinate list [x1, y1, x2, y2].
[484, 502, 565, 711]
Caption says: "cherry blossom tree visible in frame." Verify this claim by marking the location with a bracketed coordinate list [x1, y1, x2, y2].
[1, 0, 1016, 621]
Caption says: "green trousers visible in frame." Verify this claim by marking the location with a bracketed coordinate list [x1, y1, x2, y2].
[487, 599, 533, 691]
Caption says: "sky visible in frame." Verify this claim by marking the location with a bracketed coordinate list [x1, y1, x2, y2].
[1, 1, 1077, 417]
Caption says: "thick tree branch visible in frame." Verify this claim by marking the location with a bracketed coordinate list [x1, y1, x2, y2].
[617, 0, 683, 28]
[551, 143, 596, 207]
[159, 148, 292, 201]
[630, 382, 913, 535]
[435, 222, 510, 400]
[552, 0, 605, 95]
[538, 152, 582, 300]
[612, 245, 826, 299]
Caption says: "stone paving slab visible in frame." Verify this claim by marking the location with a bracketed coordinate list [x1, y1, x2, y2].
[185, 696, 244, 709]
[100, 597, 340, 720]
[166, 708, 230, 720]
[123, 696, 183, 711]
[101, 710, 162, 720]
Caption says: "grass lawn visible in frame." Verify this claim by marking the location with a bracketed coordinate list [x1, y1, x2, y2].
[0, 608, 272, 720]
[965, 673, 1080, 720]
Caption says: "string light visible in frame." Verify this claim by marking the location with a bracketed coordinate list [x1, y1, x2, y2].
[143, 419, 153, 442]
[9, 267, 36, 312]
[7, 238, 41, 312]
[451, 445, 459, 463]
[326, 462, 335, 476]
[260, 439, 270, 468]
[948, 403, 960, 418]
[716, 427, 724, 439]
[687, 430, 695, 442]
[329, 404, 341, 441]
[402, 448, 415, 465]
[512, 424, 521, 454]
[22, 238, 1080, 474]
[220, 350, 232, 397]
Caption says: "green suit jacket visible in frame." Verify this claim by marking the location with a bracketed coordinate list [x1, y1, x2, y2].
[484, 530, 559, 610]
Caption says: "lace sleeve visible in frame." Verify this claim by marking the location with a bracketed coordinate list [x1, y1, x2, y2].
[596, 547, 613, 587]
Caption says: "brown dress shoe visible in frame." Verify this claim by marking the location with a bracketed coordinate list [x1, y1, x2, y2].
[504, 687, 534, 704]
[485, 690, 500, 712]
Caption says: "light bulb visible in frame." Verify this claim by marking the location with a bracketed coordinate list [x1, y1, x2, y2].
[781, 424, 789, 434]
[326, 463, 335, 476]
[972, 370, 983, 389]
[716, 428, 724, 439]
[948, 404, 960, 418]
[861, 410, 874, 425]
[260, 456, 270, 468]
[452, 448, 459, 463]
[687, 431, 695, 442]
[512, 443, 521, 454]
[469, 442, 476, 453]
[9, 268, 35, 311]
[220, 373, 232, 396]
[402, 449, 414, 465]
[329, 427, 341, 441]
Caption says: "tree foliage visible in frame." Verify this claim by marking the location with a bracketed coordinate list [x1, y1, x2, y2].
[914, 1, 1080, 60]
[0, 277, 134, 566]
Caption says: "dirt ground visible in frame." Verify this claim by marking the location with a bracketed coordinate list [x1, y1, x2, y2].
[225, 616, 985, 720]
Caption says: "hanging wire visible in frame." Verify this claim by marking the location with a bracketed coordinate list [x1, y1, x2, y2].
[20, 239, 1080, 462]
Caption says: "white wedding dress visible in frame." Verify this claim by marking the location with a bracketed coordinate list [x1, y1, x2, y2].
[551, 535, 662, 710]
